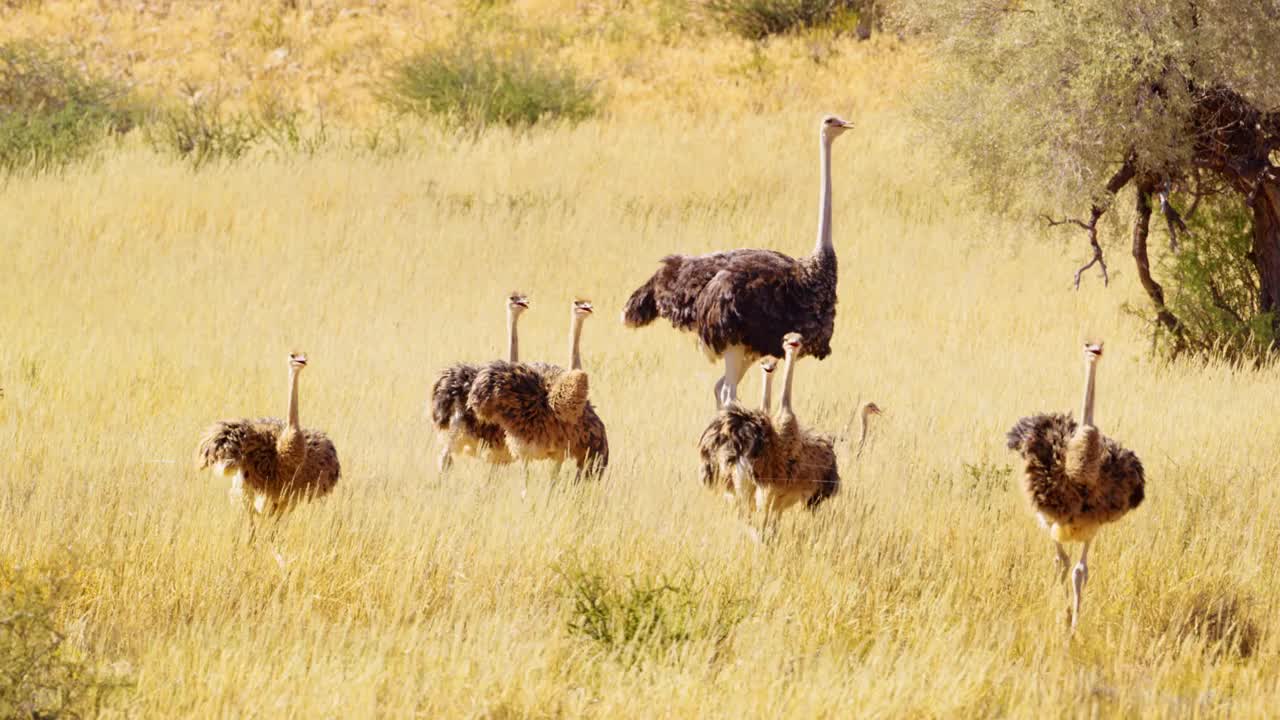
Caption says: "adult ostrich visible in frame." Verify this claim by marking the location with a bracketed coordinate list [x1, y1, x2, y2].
[1006, 343, 1145, 631]
[623, 115, 854, 408]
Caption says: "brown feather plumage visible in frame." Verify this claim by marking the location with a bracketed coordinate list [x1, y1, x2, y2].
[698, 405, 839, 514]
[467, 361, 607, 477]
[430, 363, 513, 465]
[624, 248, 837, 360]
[1006, 413, 1144, 542]
[195, 417, 339, 513]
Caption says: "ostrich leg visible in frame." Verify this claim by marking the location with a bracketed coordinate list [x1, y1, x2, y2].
[1055, 542, 1070, 583]
[718, 346, 750, 408]
[1070, 540, 1091, 630]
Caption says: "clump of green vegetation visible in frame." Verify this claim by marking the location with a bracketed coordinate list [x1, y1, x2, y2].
[145, 95, 261, 170]
[557, 561, 747, 664]
[145, 88, 329, 169]
[0, 561, 132, 717]
[0, 41, 138, 175]
[1145, 196, 1276, 364]
[381, 43, 598, 131]
[706, 0, 862, 41]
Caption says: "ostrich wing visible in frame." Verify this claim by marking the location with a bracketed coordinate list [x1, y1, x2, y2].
[431, 362, 508, 448]
[1098, 437, 1145, 513]
[430, 363, 479, 429]
[298, 430, 341, 496]
[694, 251, 833, 359]
[699, 405, 775, 488]
[800, 432, 840, 509]
[467, 361, 559, 431]
[194, 418, 283, 484]
[625, 250, 779, 331]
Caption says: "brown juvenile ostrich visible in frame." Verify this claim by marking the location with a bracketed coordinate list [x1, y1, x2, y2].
[623, 115, 854, 408]
[430, 292, 529, 471]
[700, 357, 776, 498]
[699, 333, 839, 536]
[1006, 342, 1145, 630]
[845, 401, 884, 459]
[468, 300, 608, 481]
[195, 353, 340, 518]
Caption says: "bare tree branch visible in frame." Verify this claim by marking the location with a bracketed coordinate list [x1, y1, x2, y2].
[1133, 184, 1184, 340]
[1041, 205, 1112, 288]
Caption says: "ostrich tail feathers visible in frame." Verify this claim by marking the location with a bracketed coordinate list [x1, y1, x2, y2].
[195, 420, 251, 471]
[623, 275, 660, 327]
[431, 363, 478, 429]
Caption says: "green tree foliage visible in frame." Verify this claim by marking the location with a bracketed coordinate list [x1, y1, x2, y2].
[0, 42, 137, 175]
[1150, 196, 1276, 362]
[382, 43, 598, 131]
[894, 1, 1280, 360]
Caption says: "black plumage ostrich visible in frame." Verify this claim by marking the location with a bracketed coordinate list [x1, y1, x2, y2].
[1006, 343, 1145, 631]
[623, 115, 854, 408]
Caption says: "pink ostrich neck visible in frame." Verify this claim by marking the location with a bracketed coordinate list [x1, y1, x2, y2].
[813, 135, 835, 256]
[1081, 359, 1098, 427]
[779, 349, 798, 416]
[570, 313, 585, 370]
[286, 366, 301, 429]
[507, 307, 521, 363]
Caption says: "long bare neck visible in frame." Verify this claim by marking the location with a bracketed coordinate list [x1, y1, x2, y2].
[286, 368, 301, 429]
[570, 315, 585, 370]
[779, 352, 798, 416]
[813, 136, 835, 256]
[760, 372, 774, 412]
[856, 410, 872, 458]
[1080, 360, 1098, 427]
[507, 310, 520, 362]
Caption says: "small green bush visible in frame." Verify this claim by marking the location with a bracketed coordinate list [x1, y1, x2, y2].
[0, 42, 137, 175]
[706, 0, 862, 41]
[0, 562, 131, 718]
[382, 44, 598, 131]
[558, 562, 747, 664]
[144, 91, 262, 170]
[1148, 196, 1277, 363]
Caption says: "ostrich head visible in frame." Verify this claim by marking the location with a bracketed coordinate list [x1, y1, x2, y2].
[782, 332, 804, 355]
[573, 299, 594, 319]
[821, 114, 854, 141]
[508, 292, 530, 315]
[760, 357, 778, 374]
[1084, 342, 1103, 364]
[289, 353, 307, 370]
[862, 402, 883, 418]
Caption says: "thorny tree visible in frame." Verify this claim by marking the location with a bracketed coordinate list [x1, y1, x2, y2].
[895, 1, 1280, 354]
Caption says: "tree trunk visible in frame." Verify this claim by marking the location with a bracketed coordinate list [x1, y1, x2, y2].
[1251, 179, 1280, 337]
[1132, 185, 1183, 339]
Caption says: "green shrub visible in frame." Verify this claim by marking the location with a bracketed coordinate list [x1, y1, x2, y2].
[706, 0, 862, 41]
[1146, 196, 1277, 364]
[144, 91, 262, 170]
[145, 89, 333, 168]
[558, 562, 747, 664]
[0, 42, 137, 175]
[382, 44, 598, 131]
[0, 562, 131, 718]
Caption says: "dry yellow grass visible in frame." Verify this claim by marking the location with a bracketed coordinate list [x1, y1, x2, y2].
[2, 7, 1279, 717]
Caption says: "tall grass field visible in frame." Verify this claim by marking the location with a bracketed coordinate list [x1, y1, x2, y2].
[2, 2, 1278, 716]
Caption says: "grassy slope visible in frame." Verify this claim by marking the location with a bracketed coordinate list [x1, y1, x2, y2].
[2, 2, 1278, 718]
